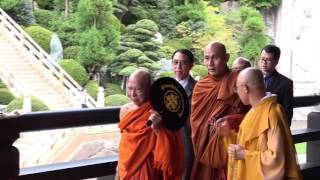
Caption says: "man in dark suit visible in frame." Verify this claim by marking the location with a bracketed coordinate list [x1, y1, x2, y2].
[259, 44, 293, 126]
[172, 49, 196, 180]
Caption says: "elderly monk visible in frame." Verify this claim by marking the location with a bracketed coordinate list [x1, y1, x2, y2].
[228, 68, 301, 180]
[232, 57, 251, 72]
[116, 69, 184, 180]
[190, 42, 248, 180]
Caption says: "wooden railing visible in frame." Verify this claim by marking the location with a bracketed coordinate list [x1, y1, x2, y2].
[0, 8, 97, 108]
[0, 96, 320, 179]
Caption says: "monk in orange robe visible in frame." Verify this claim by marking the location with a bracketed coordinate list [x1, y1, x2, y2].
[190, 42, 248, 180]
[116, 69, 184, 180]
[228, 68, 301, 180]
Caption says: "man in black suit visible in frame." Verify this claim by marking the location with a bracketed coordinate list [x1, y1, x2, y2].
[259, 44, 294, 126]
[172, 49, 196, 180]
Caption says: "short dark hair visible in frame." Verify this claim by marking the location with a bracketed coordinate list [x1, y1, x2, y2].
[172, 49, 194, 64]
[262, 44, 281, 61]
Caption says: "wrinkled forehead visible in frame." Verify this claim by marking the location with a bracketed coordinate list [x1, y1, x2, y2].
[204, 44, 225, 56]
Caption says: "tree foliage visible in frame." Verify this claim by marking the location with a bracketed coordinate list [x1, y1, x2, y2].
[59, 59, 89, 86]
[209, 0, 280, 9]
[105, 94, 131, 107]
[25, 25, 53, 52]
[1, 0, 32, 25]
[0, 88, 14, 105]
[238, 7, 269, 62]
[5, 97, 49, 112]
[110, 19, 162, 75]
[76, 0, 120, 77]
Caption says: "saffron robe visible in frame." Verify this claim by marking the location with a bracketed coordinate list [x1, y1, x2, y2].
[228, 96, 302, 180]
[118, 101, 184, 180]
[190, 70, 248, 180]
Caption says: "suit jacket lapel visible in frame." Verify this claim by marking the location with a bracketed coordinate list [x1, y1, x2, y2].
[185, 76, 196, 98]
[268, 70, 280, 91]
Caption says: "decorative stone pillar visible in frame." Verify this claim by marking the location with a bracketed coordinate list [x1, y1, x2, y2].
[97, 87, 105, 108]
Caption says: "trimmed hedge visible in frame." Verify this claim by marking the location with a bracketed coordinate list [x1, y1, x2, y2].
[59, 59, 89, 86]
[0, 79, 6, 88]
[85, 80, 99, 100]
[105, 94, 131, 107]
[0, 88, 14, 105]
[25, 25, 52, 52]
[105, 83, 123, 96]
[5, 96, 49, 112]
[64, 46, 81, 59]
[33, 9, 54, 28]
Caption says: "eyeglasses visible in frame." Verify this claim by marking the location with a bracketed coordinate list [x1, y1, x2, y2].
[172, 60, 190, 66]
[260, 58, 274, 64]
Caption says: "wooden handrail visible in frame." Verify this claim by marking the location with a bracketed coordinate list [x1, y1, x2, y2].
[0, 95, 319, 179]
[0, 8, 97, 108]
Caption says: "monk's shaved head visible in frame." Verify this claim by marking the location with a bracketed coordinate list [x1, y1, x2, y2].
[238, 67, 265, 90]
[232, 57, 251, 71]
[237, 68, 266, 106]
[204, 42, 229, 77]
[127, 69, 151, 106]
[129, 69, 152, 89]
[205, 42, 227, 55]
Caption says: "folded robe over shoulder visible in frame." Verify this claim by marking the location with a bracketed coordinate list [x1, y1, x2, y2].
[190, 70, 248, 180]
[229, 96, 302, 180]
[118, 101, 184, 180]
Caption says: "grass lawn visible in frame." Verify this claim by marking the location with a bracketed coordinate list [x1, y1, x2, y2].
[295, 143, 306, 154]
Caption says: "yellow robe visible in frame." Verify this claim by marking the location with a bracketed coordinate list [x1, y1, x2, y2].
[228, 96, 302, 180]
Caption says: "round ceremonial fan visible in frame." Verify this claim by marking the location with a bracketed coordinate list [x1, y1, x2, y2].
[149, 77, 189, 131]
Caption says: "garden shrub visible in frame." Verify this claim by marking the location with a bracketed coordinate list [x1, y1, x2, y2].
[0, 88, 14, 105]
[85, 80, 99, 100]
[5, 96, 49, 112]
[25, 25, 53, 52]
[105, 94, 131, 107]
[59, 59, 89, 86]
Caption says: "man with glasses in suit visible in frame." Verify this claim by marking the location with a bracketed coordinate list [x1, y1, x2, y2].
[259, 44, 294, 126]
[172, 49, 196, 180]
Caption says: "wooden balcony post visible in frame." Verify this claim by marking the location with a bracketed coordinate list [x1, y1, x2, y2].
[0, 128, 19, 179]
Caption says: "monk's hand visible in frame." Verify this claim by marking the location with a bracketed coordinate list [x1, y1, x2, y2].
[208, 117, 216, 134]
[149, 110, 163, 135]
[216, 117, 231, 136]
[228, 144, 245, 160]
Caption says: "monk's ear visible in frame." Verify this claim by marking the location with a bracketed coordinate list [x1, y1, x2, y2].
[244, 85, 249, 94]
[225, 53, 230, 62]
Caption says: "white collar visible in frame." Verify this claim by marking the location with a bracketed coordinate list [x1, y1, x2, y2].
[176, 75, 190, 88]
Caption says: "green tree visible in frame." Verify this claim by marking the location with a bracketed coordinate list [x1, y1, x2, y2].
[209, 0, 281, 9]
[238, 7, 269, 63]
[1, 0, 32, 25]
[76, 0, 120, 78]
[110, 19, 162, 75]
[240, 0, 281, 10]
[78, 28, 108, 79]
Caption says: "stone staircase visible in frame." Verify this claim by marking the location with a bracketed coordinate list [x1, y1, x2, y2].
[0, 8, 97, 110]
[0, 8, 100, 168]
[0, 34, 73, 109]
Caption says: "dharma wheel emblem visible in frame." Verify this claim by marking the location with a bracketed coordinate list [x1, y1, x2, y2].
[164, 90, 180, 112]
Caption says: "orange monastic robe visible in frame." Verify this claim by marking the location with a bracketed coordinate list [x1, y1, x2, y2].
[118, 101, 184, 180]
[190, 69, 248, 180]
[228, 96, 302, 180]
